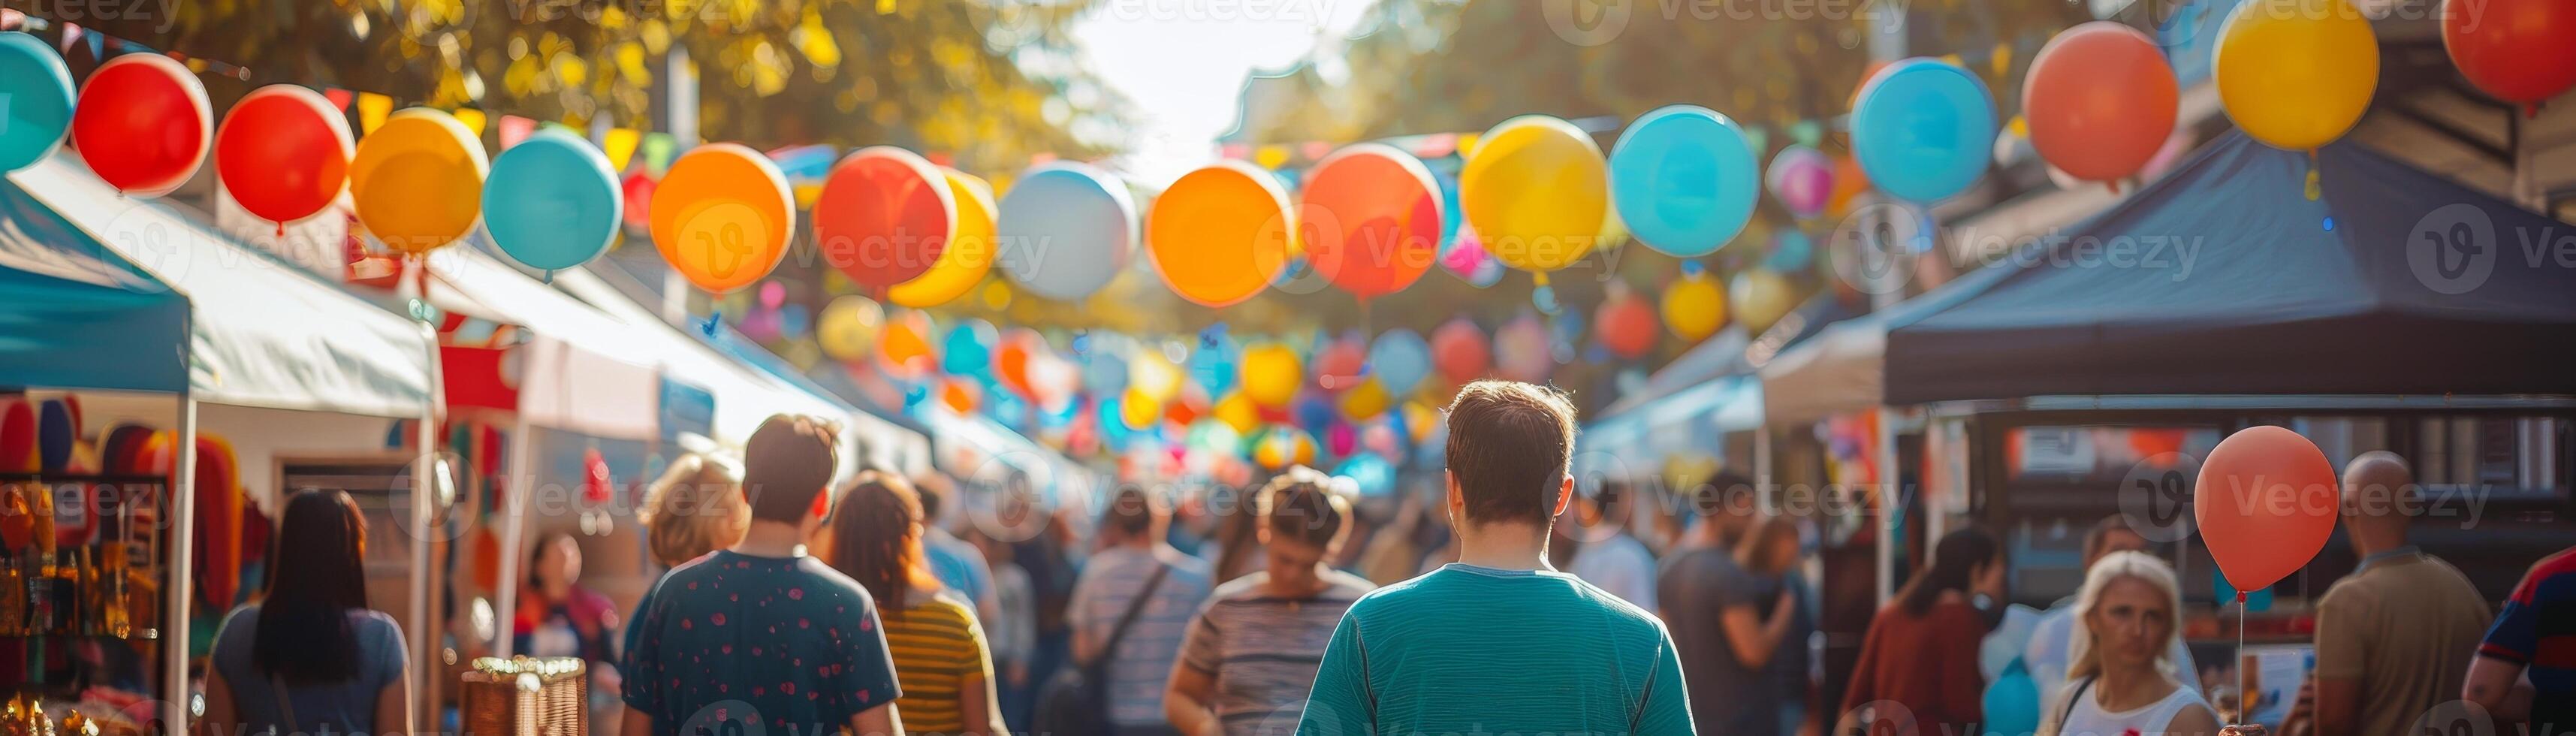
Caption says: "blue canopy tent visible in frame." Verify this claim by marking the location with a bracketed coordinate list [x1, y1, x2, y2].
[1887, 132, 2576, 402]
[2, 152, 442, 723]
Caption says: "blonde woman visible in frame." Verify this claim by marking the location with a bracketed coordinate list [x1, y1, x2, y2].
[2040, 551, 2221, 736]
[623, 453, 751, 658]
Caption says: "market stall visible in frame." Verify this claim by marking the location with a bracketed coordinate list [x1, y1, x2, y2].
[2, 152, 440, 732]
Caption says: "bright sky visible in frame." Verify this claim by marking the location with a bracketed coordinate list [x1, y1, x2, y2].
[1070, 0, 1374, 186]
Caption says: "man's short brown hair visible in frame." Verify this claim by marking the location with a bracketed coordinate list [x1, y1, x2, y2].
[1443, 380, 1579, 527]
[741, 415, 840, 523]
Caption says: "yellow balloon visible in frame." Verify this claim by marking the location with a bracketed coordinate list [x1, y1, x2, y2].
[2213, 0, 2378, 151]
[1238, 343, 1302, 409]
[1661, 273, 1728, 342]
[816, 295, 884, 363]
[1730, 269, 1796, 335]
[348, 108, 487, 254]
[1129, 351, 1185, 403]
[1338, 379, 1391, 422]
[1119, 387, 1163, 431]
[1214, 391, 1262, 435]
[888, 168, 999, 307]
[1254, 425, 1316, 471]
[652, 143, 796, 294]
[1460, 115, 1608, 274]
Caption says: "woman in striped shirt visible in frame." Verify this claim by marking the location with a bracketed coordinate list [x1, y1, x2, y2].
[828, 473, 1005, 736]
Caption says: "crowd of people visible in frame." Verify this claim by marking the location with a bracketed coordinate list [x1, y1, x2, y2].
[186, 380, 2574, 736]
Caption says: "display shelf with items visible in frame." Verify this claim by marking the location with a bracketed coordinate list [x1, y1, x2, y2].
[0, 473, 168, 736]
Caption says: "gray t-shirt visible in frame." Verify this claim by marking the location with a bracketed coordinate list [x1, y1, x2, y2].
[1069, 544, 1214, 727]
[211, 605, 408, 735]
[1659, 547, 1776, 736]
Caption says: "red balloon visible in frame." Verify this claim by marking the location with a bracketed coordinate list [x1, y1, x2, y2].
[1315, 336, 1368, 392]
[816, 146, 954, 291]
[216, 85, 354, 232]
[2444, 0, 2576, 113]
[1300, 145, 1443, 299]
[2023, 23, 2176, 188]
[1597, 293, 1660, 360]
[71, 53, 211, 197]
[2194, 425, 2338, 593]
[1431, 318, 1490, 385]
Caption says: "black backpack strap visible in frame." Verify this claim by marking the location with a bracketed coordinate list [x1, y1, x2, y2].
[1092, 561, 1171, 667]
[2058, 675, 2096, 733]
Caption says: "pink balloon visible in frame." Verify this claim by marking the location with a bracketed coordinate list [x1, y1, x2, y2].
[1766, 146, 1834, 220]
[1315, 335, 1368, 392]
[1495, 315, 1552, 383]
[1327, 422, 1358, 457]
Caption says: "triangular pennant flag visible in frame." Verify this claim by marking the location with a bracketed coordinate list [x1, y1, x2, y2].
[59, 22, 78, 53]
[322, 87, 355, 112]
[1253, 145, 1290, 170]
[356, 92, 394, 134]
[85, 32, 102, 61]
[602, 128, 641, 173]
[497, 115, 536, 149]
[451, 108, 487, 137]
[638, 133, 677, 174]
[181, 58, 208, 73]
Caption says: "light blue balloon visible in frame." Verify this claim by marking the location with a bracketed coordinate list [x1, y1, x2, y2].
[1609, 105, 1759, 258]
[942, 319, 998, 378]
[1335, 453, 1398, 498]
[1851, 59, 1996, 204]
[1766, 231, 1814, 272]
[1368, 329, 1431, 396]
[482, 130, 620, 272]
[1081, 342, 1128, 397]
[1190, 329, 1241, 395]
[0, 32, 76, 173]
[997, 163, 1137, 301]
[1983, 660, 2041, 736]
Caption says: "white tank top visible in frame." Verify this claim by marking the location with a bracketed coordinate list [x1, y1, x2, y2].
[2059, 680, 2210, 736]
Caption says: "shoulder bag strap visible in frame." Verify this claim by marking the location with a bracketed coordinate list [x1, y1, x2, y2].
[2056, 675, 2096, 734]
[1093, 562, 1172, 667]
[270, 673, 300, 736]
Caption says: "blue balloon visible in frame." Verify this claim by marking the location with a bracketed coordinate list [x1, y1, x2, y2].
[996, 164, 1137, 301]
[1609, 105, 1759, 258]
[1335, 453, 1398, 499]
[482, 130, 621, 273]
[1292, 392, 1335, 436]
[1190, 329, 1241, 395]
[1983, 660, 2041, 736]
[942, 319, 999, 377]
[1367, 329, 1431, 395]
[1851, 59, 1997, 204]
[1081, 342, 1129, 397]
[1433, 166, 1463, 249]
[0, 32, 76, 173]
[1766, 231, 1815, 272]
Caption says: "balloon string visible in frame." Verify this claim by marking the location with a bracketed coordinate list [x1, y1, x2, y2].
[2236, 590, 2249, 726]
[2304, 149, 2322, 201]
[541, 270, 554, 285]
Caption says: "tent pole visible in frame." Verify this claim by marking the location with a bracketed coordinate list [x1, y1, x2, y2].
[166, 393, 198, 734]
[493, 415, 535, 658]
[1754, 423, 1774, 516]
[408, 320, 441, 719]
[1875, 407, 1897, 606]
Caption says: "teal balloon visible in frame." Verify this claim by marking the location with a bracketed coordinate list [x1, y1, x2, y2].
[1983, 660, 2041, 736]
[1335, 453, 1397, 498]
[943, 319, 999, 377]
[1609, 105, 1759, 258]
[1190, 330, 1241, 395]
[0, 32, 76, 173]
[1368, 329, 1431, 395]
[1851, 59, 1996, 204]
[1766, 231, 1814, 272]
[482, 130, 621, 271]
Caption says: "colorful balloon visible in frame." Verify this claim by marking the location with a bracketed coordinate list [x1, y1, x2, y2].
[941, 319, 999, 378]
[1299, 144, 1444, 300]
[1338, 379, 1392, 423]
[348, 108, 487, 253]
[2444, 0, 2576, 113]
[1851, 59, 1997, 203]
[0, 32, 73, 173]
[2194, 426, 2338, 592]
[1597, 291, 1661, 360]
[1440, 225, 1505, 288]
[1764, 145, 1833, 221]
[1190, 330, 1242, 396]
[1118, 387, 1163, 431]
[71, 53, 210, 197]
[1460, 116, 1609, 276]
[940, 377, 983, 415]
[652, 143, 795, 294]
[1129, 350, 1187, 403]
[1239, 342, 1303, 409]
[1494, 315, 1552, 384]
[2024, 23, 2177, 189]
[2215, 0, 2378, 151]
[816, 295, 884, 363]
[482, 128, 620, 273]
[877, 309, 937, 379]
[888, 169, 998, 308]
[1368, 329, 1433, 396]
[1314, 335, 1368, 392]
[998, 163, 1137, 301]
[1213, 391, 1262, 435]
[1730, 268, 1796, 335]
[816, 146, 954, 292]
[213, 85, 354, 233]
[1662, 273, 1728, 342]
[1609, 105, 1758, 258]
[1147, 161, 1295, 307]
[1766, 231, 1815, 273]
[1431, 318, 1491, 385]
[1079, 336, 1130, 397]
[1253, 424, 1317, 471]
[996, 328, 1045, 397]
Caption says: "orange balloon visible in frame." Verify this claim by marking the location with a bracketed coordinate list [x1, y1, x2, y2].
[877, 309, 938, 379]
[2194, 425, 2338, 592]
[1145, 161, 1294, 307]
[941, 377, 982, 415]
[995, 328, 1042, 397]
[650, 143, 795, 294]
[1299, 144, 1443, 299]
[2023, 23, 2177, 187]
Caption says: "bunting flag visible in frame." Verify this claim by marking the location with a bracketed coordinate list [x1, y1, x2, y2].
[452, 108, 487, 137]
[356, 92, 394, 134]
[57, 21, 77, 53]
[497, 115, 537, 149]
[639, 132, 678, 173]
[602, 127, 642, 172]
[322, 87, 355, 113]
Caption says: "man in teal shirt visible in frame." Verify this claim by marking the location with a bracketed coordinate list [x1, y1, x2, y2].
[1297, 380, 1695, 736]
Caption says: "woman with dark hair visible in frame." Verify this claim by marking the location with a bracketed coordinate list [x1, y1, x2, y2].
[516, 530, 622, 692]
[827, 472, 1003, 736]
[1835, 526, 2008, 736]
[205, 489, 413, 736]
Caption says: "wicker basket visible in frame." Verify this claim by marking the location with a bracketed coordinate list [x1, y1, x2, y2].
[457, 656, 587, 736]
